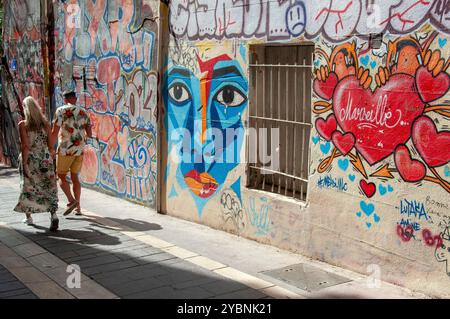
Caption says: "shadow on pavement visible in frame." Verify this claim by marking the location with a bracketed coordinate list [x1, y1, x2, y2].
[66, 216, 163, 232]
[3, 215, 269, 299]
[0, 169, 273, 299]
[31, 223, 122, 246]
[0, 165, 18, 178]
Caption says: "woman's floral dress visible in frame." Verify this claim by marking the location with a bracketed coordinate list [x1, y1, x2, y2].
[14, 129, 58, 214]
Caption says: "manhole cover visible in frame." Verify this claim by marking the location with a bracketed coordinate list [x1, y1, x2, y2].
[261, 263, 352, 292]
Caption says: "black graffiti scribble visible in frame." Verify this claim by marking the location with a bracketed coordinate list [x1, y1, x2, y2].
[220, 190, 245, 232]
[435, 224, 450, 277]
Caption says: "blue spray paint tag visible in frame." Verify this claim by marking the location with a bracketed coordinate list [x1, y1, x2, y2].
[10, 59, 17, 71]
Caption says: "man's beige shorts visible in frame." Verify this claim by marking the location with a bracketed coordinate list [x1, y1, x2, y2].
[56, 155, 84, 175]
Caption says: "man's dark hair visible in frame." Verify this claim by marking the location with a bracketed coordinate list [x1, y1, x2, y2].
[63, 91, 77, 99]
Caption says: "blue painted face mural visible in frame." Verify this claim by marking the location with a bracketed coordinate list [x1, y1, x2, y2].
[165, 54, 248, 214]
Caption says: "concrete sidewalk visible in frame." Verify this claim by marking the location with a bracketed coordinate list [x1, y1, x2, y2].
[0, 165, 429, 299]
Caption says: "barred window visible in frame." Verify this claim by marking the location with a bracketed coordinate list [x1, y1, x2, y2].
[247, 44, 314, 202]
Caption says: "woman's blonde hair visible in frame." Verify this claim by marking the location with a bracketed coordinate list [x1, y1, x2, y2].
[23, 96, 49, 131]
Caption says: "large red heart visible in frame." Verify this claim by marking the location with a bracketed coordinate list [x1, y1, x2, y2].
[333, 75, 424, 165]
[412, 116, 450, 167]
[314, 72, 338, 101]
[315, 114, 337, 141]
[415, 66, 450, 103]
[394, 145, 426, 182]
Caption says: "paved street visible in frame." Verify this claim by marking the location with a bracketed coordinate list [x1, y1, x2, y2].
[0, 165, 429, 299]
[0, 264, 37, 299]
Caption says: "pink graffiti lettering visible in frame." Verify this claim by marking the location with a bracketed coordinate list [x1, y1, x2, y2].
[96, 57, 121, 113]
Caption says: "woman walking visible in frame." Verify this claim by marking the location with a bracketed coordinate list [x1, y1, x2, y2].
[14, 96, 59, 231]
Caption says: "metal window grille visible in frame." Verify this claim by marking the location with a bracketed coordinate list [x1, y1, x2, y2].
[247, 44, 314, 202]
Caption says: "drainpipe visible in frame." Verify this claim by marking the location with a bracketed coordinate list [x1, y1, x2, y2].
[47, 0, 56, 120]
[40, 0, 56, 121]
[157, 1, 170, 214]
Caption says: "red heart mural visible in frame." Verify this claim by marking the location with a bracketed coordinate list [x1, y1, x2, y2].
[332, 131, 355, 155]
[412, 116, 450, 168]
[359, 180, 376, 198]
[333, 75, 424, 165]
[415, 66, 450, 103]
[394, 145, 426, 182]
[314, 72, 338, 101]
[315, 114, 337, 141]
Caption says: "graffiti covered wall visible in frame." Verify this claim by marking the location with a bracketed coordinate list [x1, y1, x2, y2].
[164, 0, 450, 297]
[2, 0, 45, 106]
[53, 0, 160, 207]
[1, 0, 46, 166]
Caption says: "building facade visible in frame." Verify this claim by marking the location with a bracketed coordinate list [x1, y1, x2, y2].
[2, 0, 450, 297]
[53, 0, 160, 207]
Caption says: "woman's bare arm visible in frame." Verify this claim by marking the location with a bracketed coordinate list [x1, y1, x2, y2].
[18, 121, 30, 176]
[50, 122, 60, 150]
[46, 122, 56, 158]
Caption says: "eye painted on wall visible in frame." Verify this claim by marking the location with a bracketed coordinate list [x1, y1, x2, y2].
[168, 83, 191, 105]
[214, 85, 246, 107]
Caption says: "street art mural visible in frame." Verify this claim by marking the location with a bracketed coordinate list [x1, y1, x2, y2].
[2, 0, 44, 107]
[312, 30, 449, 242]
[1, 0, 44, 166]
[169, 0, 450, 42]
[164, 44, 248, 215]
[2, 0, 449, 296]
[436, 223, 450, 276]
[313, 33, 450, 195]
[311, 26, 450, 278]
[395, 196, 450, 276]
[53, 0, 159, 206]
[164, 0, 450, 292]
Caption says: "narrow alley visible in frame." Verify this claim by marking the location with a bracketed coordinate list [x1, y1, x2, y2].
[1, 0, 450, 303]
[0, 165, 427, 299]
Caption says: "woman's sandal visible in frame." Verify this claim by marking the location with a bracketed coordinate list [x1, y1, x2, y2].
[22, 217, 34, 225]
[49, 214, 59, 232]
[63, 201, 78, 216]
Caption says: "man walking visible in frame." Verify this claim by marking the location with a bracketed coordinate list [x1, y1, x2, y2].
[51, 90, 92, 216]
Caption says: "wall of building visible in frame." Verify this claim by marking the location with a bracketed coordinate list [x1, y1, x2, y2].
[0, 99, 19, 167]
[1, 0, 44, 166]
[163, 0, 450, 297]
[53, 0, 160, 207]
[0, 107, 11, 166]
[2, 0, 449, 298]
[3, 0, 45, 107]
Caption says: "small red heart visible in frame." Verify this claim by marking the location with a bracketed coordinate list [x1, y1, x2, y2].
[360, 180, 376, 198]
[416, 66, 450, 103]
[394, 145, 426, 182]
[332, 131, 355, 155]
[412, 116, 450, 167]
[315, 114, 337, 141]
[313, 72, 338, 101]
